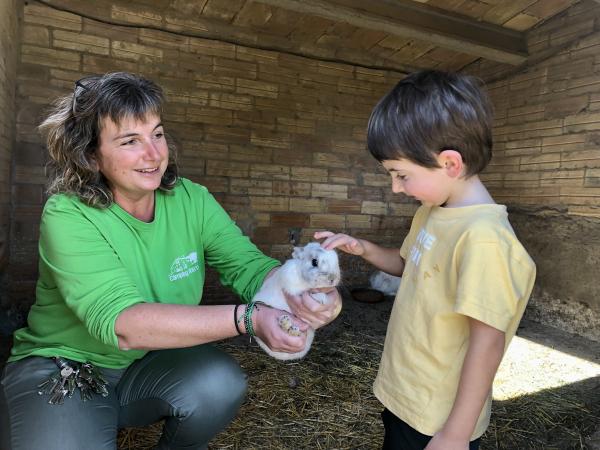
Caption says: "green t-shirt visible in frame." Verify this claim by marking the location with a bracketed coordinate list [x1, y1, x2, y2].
[10, 178, 279, 368]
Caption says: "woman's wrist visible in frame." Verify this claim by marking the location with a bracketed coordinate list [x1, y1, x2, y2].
[234, 302, 267, 338]
[251, 303, 260, 336]
[243, 302, 260, 338]
[234, 304, 246, 335]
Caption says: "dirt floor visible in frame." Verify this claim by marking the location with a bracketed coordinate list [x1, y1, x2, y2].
[117, 288, 600, 450]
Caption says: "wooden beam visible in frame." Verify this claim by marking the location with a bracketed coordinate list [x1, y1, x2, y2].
[253, 0, 528, 65]
[35, 0, 418, 74]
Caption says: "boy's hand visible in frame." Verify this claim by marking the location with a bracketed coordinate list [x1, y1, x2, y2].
[284, 288, 342, 329]
[425, 431, 469, 450]
[314, 231, 365, 256]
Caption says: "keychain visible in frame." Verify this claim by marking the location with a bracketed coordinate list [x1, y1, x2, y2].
[37, 357, 108, 405]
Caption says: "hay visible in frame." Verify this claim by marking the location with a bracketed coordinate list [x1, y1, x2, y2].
[118, 300, 600, 450]
[118, 321, 386, 449]
[484, 381, 600, 450]
[210, 330, 385, 450]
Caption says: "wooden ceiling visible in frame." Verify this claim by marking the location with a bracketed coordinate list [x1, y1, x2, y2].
[163, 0, 582, 76]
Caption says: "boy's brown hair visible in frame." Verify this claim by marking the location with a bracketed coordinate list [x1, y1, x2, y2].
[367, 70, 494, 177]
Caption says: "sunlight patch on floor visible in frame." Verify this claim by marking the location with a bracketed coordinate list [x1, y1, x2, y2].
[493, 335, 600, 401]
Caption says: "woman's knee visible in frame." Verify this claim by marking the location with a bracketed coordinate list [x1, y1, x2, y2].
[121, 347, 247, 449]
[184, 346, 248, 411]
[142, 345, 247, 419]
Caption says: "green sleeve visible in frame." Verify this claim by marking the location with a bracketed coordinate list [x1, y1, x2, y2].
[39, 196, 144, 348]
[196, 186, 280, 302]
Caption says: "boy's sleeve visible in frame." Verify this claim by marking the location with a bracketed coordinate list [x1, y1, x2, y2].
[454, 240, 535, 332]
[39, 197, 144, 348]
[198, 187, 280, 302]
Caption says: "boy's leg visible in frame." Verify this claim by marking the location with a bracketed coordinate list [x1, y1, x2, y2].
[381, 408, 482, 450]
[0, 356, 123, 450]
[116, 344, 248, 450]
[381, 408, 430, 450]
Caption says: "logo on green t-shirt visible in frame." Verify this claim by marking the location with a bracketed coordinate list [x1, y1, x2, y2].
[169, 251, 200, 281]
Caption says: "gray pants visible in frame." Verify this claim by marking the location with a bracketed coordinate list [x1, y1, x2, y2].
[0, 345, 247, 450]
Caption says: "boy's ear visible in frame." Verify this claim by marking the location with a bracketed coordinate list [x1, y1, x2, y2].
[438, 149, 464, 178]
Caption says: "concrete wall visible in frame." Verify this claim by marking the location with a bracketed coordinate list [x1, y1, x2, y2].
[468, 0, 600, 341]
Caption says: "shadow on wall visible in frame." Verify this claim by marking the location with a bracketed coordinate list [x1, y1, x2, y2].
[517, 312, 600, 364]
[509, 208, 600, 343]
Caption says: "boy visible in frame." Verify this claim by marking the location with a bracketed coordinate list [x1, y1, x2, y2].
[316, 70, 536, 450]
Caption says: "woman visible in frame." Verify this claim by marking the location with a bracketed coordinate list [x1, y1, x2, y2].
[0, 72, 341, 450]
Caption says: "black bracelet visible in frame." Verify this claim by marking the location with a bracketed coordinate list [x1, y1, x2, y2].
[234, 303, 243, 336]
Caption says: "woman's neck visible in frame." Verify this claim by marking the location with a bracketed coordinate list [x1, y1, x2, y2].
[114, 192, 156, 222]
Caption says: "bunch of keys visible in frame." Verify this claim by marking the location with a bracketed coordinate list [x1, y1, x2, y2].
[77, 362, 109, 401]
[37, 357, 109, 405]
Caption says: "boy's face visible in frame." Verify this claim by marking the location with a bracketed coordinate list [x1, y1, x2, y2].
[382, 158, 453, 207]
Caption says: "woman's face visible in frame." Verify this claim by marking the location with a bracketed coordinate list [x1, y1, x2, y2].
[95, 113, 168, 206]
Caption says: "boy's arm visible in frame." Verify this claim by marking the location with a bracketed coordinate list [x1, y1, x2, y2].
[425, 318, 505, 450]
[361, 239, 405, 276]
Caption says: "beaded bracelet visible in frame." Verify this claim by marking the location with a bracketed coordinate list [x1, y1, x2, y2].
[244, 302, 257, 341]
[243, 301, 269, 342]
[233, 303, 243, 336]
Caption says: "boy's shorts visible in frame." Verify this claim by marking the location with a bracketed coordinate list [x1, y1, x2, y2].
[381, 408, 481, 450]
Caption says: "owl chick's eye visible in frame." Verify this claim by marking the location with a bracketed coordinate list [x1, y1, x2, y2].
[311, 258, 318, 267]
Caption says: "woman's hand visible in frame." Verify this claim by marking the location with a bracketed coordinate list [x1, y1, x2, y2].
[284, 288, 342, 329]
[252, 304, 309, 353]
[314, 230, 366, 256]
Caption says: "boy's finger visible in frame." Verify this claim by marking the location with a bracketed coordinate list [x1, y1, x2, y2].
[321, 235, 345, 250]
[314, 230, 333, 239]
[332, 236, 355, 250]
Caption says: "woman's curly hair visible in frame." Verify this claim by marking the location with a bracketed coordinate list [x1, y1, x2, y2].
[39, 72, 178, 208]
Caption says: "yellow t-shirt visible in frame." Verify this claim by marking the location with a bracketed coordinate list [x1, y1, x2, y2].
[373, 204, 536, 439]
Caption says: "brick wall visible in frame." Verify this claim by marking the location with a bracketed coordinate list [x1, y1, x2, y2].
[468, 0, 600, 340]
[8, 1, 600, 339]
[10, 0, 414, 308]
[0, 0, 19, 272]
[479, 1, 600, 216]
[0, 0, 20, 359]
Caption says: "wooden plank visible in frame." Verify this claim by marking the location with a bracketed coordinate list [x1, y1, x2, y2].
[253, 0, 528, 64]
